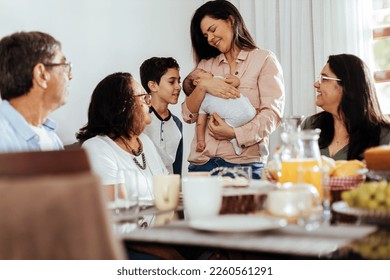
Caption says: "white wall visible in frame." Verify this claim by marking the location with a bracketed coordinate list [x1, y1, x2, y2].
[0, 0, 205, 173]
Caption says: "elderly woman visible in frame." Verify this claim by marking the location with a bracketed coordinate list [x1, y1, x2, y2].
[77, 72, 167, 200]
[302, 54, 390, 160]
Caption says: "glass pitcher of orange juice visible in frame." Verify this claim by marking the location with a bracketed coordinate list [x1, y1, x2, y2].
[278, 129, 323, 201]
[272, 116, 303, 178]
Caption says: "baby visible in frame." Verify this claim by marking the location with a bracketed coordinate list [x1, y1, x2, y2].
[182, 68, 257, 155]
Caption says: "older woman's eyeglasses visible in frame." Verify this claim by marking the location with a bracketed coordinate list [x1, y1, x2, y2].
[44, 62, 72, 74]
[317, 74, 341, 85]
[135, 93, 152, 105]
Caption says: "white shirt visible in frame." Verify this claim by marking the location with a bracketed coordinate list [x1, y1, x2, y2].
[82, 134, 168, 200]
[29, 125, 57, 151]
[143, 108, 182, 174]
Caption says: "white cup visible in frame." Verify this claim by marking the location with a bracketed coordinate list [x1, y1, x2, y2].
[182, 176, 223, 220]
[266, 188, 312, 218]
[153, 174, 180, 211]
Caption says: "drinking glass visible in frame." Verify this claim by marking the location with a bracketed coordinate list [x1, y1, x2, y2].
[114, 169, 139, 221]
[235, 166, 252, 179]
[237, 166, 252, 179]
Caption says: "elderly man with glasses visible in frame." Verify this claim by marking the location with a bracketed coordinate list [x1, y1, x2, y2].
[0, 31, 72, 152]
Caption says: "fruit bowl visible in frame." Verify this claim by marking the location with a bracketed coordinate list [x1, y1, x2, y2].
[340, 181, 390, 210]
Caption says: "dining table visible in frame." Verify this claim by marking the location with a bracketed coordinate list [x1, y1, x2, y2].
[113, 198, 390, 260]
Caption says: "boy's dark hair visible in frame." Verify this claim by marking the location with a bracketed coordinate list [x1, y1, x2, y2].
[139, 57, 180, 93]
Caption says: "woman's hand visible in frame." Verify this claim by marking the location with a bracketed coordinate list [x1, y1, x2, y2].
[198, 77, 240, 99]
[224, 74, 240, 88]
[208, 113, 236, 140]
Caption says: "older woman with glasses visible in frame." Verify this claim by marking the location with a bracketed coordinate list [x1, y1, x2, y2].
[77, 72, 167, 200]
[301, 54, 390, 160]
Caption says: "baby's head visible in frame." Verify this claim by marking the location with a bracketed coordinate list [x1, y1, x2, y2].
[183, 68, 213, 96]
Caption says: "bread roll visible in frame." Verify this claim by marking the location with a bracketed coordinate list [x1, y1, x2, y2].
[364, 145, 390, 171]
[332, 160, 365, 177]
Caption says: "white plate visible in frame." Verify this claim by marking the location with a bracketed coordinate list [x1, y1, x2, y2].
[332, 201, 390, 219]
[189, 215, 287, 233]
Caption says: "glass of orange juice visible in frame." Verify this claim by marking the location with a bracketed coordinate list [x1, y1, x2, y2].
[279, 159, 323, 200]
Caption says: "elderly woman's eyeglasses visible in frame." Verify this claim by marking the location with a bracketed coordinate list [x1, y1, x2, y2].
[44, 62, 72, 74]
[317, 74, 341, 85]
[136, 93, 152, 105]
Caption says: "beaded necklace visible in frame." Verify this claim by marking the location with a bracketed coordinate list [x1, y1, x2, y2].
[120, 137, 147, 170]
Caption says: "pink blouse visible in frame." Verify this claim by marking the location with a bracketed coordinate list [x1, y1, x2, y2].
[182, 48, 285, 164]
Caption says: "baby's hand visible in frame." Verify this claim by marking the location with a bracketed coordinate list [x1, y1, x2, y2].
[196, 140, 206, 152]
[224, 73, 240, 88]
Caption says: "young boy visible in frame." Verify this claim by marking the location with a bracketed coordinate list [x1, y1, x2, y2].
[140, 57, 183, 175]
[182, 68, 257, 155]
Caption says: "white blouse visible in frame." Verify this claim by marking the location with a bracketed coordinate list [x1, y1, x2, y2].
[82, 134, 168, 200]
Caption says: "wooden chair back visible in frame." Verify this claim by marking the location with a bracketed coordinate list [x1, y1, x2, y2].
[0, 149, 125, 259]
[0, 149, 90, 177]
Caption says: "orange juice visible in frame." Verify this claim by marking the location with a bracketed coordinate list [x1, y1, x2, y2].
[279, 159, 323, 200]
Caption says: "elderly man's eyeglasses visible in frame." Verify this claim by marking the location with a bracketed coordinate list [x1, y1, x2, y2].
[136, 93, 152, 105]
[317, 74, 341, 85]
[44, 62, 72, 74]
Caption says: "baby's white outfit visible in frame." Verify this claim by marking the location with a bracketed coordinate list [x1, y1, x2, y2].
[199, 93, 256, 155]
